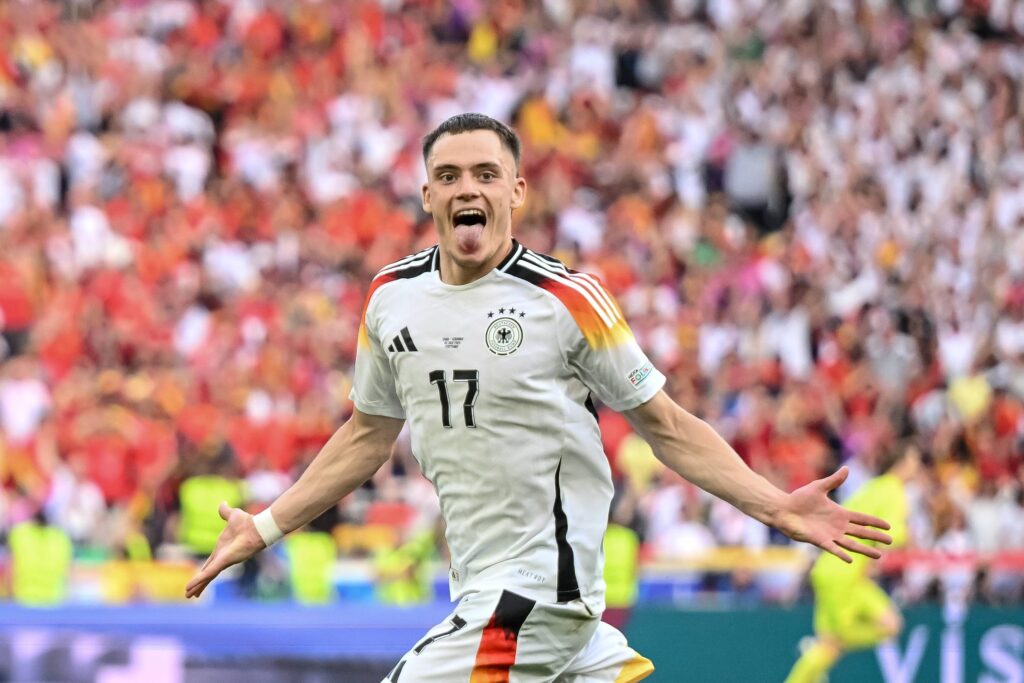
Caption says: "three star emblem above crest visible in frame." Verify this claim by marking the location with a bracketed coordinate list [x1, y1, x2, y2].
[484, 306, 525, 356]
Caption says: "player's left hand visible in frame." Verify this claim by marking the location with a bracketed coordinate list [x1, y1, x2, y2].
[772, 466, 892, 563]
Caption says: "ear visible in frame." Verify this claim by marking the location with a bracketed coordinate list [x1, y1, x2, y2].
[421, 182, 431, 214]
[510, 176, 527, 210]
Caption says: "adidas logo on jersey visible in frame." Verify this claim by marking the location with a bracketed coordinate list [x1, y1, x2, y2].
[387, 327, 418, 353]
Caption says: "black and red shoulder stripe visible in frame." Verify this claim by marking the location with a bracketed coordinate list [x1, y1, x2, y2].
[358, 246, 438, 346]
[504, 247, 633, 349]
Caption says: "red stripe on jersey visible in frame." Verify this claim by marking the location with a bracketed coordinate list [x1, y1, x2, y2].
[357, 272, 397, 349]
[536, 276, 633, 350]
[469, 615, 518, 683]
[357, 248, 437, 348]
[469, 591, 534, 683]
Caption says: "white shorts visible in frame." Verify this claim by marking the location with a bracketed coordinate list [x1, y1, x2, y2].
[382, 589, 654, 683]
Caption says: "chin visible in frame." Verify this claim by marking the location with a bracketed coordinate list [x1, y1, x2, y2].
[451, 250, 487, 268]
[447, 237, 488, 259]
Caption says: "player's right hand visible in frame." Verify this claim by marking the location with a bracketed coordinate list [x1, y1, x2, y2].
[185, 502, 266, 599]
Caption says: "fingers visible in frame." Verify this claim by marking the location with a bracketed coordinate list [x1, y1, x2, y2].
[845, 524, 893, 545]
[185, 560, 217, 594]
[219, 501, 232, 521]
[185, 553, 224, 598]
[836, 536, 882, 560]
[185, 577, 211, 600]
[185, 571, 210, 599]
[200, 538, 225, 572]
[819, 466, 849, 491]
[185, 559, 223, 599]
[823, 540, 853, 564]
[849, 511, 891, 531]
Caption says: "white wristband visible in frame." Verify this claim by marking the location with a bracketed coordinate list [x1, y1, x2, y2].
[253, 508, 284, 547]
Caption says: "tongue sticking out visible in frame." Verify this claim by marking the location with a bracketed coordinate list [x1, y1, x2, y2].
[455, 224, 484, 253]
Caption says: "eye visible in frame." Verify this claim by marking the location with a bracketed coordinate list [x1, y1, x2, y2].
[479, 171, 496, 181]
[439, 173, 456, 183]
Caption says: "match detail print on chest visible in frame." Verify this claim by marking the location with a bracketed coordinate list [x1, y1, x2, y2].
[389, 304, 532, 430]
[385, 304, 531, 359]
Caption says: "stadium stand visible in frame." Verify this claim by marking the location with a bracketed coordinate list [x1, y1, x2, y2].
[1, 0, 1023, 607]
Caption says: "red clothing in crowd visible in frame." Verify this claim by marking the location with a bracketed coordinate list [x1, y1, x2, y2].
[80, 431, 134, 503]
[0, 260, 34, 329]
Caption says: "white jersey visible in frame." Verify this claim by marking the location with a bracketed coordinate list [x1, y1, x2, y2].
[351, 240, 665, 611]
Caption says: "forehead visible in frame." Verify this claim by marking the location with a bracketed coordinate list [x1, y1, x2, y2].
[426, 129, 514, 170]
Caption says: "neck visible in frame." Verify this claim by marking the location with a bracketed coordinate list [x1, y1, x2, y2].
[439, 238, 514, 285]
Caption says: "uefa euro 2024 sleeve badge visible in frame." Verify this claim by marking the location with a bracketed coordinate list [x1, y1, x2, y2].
[485, 307, 525, 356]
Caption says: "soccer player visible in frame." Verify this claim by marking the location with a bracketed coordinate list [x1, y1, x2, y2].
[185, 113, 892, 682]
[784, 444, 921, 683]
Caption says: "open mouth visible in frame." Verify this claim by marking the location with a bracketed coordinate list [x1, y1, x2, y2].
[453, 208, 487, 228]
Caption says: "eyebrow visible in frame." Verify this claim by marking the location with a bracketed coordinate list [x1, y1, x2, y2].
[431, 162, 503, 175]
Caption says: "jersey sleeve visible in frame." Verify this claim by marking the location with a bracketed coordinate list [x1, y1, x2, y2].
[349, 284, 406, 419]
[559, 276, 666, 412]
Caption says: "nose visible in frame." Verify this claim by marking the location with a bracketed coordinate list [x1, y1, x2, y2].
[455, 175, 481, 199]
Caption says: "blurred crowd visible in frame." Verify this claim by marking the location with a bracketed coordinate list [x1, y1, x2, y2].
[2, 0, 1024, 605]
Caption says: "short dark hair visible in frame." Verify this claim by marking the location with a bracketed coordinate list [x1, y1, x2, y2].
[422, 113, 521, 172]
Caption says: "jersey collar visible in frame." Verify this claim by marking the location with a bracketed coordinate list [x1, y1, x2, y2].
[497, 239, 524, 272]
[429, 239, 524, 279]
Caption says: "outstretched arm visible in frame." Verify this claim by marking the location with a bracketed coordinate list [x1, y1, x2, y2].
[185, 408, 405, 598]
[623, 390, 891, 562]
